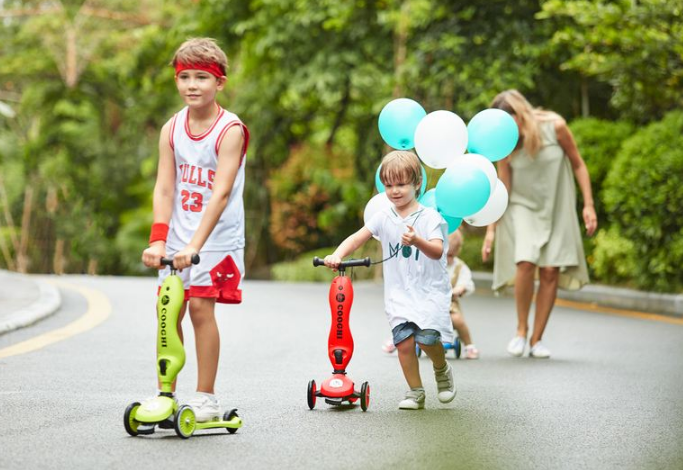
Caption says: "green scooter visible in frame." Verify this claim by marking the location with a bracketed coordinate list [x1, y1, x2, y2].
[124, 255, 242, 438]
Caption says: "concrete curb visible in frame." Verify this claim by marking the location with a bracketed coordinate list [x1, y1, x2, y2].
[0, 274, 62, 335]
[472, 271, 683, 318]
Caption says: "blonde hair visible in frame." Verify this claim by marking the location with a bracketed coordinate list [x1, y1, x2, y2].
[171, 38, 228, 76]
[379, 151, 422, 191]
[490, 89, 560, 157]
[447, 229, 463, 257]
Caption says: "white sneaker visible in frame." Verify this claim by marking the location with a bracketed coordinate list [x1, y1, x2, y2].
[507, 336, 526, 357]
[434, 363, 456, 403]
[187, 393, 221, 422]
[529, 342, 551, 358]
[398, 389, 425, 410]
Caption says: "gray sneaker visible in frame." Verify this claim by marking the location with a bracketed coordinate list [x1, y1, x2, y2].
[398, 389, 425, 410]
[434, 363, 456, 403]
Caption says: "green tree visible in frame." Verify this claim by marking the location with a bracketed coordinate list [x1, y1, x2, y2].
[539, 0, 683, 121]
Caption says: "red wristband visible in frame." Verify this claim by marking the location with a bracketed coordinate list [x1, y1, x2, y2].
[149, 223, 169, 244]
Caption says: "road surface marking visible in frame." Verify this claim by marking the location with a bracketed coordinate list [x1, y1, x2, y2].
[0, 279, 111, 359]
[555, 298, 683, 325]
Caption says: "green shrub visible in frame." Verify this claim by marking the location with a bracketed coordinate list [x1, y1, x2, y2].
[458, 229, 491, 273]
[569, 117, 634, 223]
[602, 111, 683, 292]
[590, 227, 638, 286]
[268, 144, 368, 256]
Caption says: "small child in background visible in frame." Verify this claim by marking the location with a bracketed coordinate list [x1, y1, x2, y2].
[447, 229, 479, 359]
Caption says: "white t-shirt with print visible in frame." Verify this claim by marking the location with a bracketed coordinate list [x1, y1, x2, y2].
[366, 205, 454, 342]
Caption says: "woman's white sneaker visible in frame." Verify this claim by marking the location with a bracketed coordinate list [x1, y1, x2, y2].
[529, 342, 551, 358]
[507, 336, 526, 357]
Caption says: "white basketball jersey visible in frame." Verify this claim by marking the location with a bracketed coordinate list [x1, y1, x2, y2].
[166, 105, 249, 252]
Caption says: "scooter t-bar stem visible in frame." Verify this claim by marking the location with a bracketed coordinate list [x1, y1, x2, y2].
[312, 256, 371, 269]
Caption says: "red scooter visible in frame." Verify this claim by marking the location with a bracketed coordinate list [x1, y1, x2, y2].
[308, 256, 371, 412]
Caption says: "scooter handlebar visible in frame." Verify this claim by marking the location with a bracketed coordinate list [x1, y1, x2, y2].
[160, 254, 200, 267]
[312, 256, 371, 268]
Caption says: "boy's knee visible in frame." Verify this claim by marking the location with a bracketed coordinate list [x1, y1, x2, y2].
[188, 297, 216, 322]
[396, 336, 415, 353]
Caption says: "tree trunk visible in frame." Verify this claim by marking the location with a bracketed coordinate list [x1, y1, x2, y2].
[17, 186, 33, 273]
[581, 78, 590, 117]
[53, 239, 65, 274]
[392, 1, 410, 98]
[87, 259, 98, 275]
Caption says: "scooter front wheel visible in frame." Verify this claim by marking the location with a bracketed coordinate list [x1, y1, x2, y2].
[307, 380, 317, 410]
[360, 382, 370, 412]
[124, 402, 141, 436]
[174, 405, 196, 439]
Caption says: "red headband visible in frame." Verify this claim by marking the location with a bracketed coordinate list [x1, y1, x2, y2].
[174, 61, 225, 78]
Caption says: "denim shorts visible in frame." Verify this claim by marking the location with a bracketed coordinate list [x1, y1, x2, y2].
[392, 321, 441, 346]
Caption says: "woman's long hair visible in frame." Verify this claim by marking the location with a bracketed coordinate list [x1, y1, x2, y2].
[490, 90, 559, 157]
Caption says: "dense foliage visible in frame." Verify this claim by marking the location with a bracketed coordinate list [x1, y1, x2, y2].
[600, 111, 683, 291]
[0, 0, 681, 292]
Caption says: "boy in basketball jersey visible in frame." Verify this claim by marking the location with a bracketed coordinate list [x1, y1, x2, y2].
[142, 38, 249, 422]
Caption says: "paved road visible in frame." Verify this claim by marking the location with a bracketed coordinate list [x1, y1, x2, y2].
[1, 275, 682, 469]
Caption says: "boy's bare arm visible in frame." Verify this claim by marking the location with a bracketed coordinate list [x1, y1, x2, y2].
[181, 126, 244, 260]
[325, 227, 373, 268]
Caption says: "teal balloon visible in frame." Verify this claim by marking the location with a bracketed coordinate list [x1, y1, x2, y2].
[435, 165, 491, 218]
[467, 109, 519, 162]
[376, 163, 428, 198]
[442, 214, 463, 234]
[378, 98, 426, 150]
[418, 188, 437, 209]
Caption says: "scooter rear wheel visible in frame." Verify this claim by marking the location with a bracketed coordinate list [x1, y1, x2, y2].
[307, 380, 317, 409]
[360, 382, 370, 412]
[174, 405, 196, 439]
[124, 402, 141, 436]
[454, 337, 462, 359]
[224, 409, 240, 434]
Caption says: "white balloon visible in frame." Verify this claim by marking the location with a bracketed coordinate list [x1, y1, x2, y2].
[464, 179, 509, 227]
[364, 192, 391, 227]
[414, 110, 468, 169]
[454, 153, 497, 193]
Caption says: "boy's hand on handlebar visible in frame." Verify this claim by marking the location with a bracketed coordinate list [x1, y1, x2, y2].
[142, 242, 166, 269]
[324, 254, 342, 271]
[174, 245, 199, 271]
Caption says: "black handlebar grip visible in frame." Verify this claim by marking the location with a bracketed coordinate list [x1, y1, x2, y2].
[160, 254, 201, 267]
[342, 257, 372, 268]
[312, 256, 371, 268]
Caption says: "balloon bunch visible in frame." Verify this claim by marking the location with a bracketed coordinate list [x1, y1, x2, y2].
[365, 98, 518, 233]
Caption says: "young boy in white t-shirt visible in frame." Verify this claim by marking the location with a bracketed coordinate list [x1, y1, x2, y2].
[324, 150, 456, 410]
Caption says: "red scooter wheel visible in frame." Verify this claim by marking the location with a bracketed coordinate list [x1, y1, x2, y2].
[307, 380, 317, 409]
[360, 382, 370, 412]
